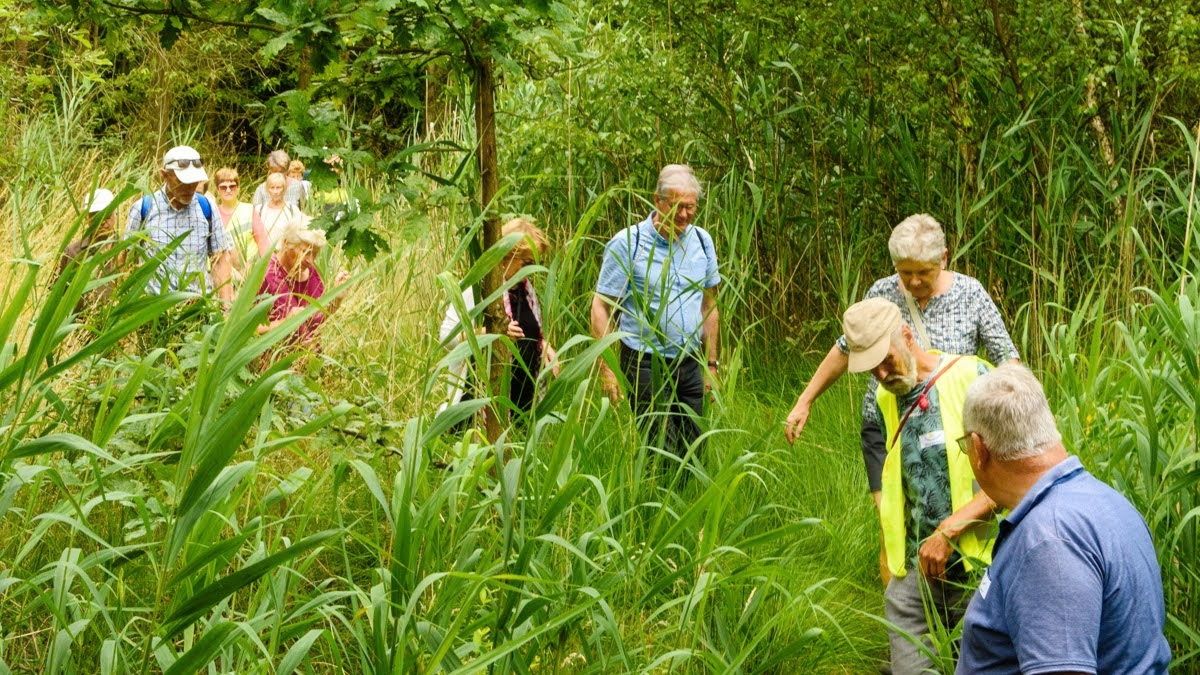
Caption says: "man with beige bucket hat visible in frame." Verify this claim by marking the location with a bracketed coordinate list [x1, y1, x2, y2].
[841, 297, 998, 674]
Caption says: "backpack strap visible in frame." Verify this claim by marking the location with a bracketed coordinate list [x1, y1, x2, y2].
[194, 194, 216, 255]
[196, 194, 213, 222]
[140, 195, 151, 221]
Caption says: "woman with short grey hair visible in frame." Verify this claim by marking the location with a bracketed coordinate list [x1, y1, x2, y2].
[783, 213, 1018, 576]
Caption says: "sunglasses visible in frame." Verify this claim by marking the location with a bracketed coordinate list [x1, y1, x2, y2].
[217, 183, 238, 191]
[166, 158, 204, 169]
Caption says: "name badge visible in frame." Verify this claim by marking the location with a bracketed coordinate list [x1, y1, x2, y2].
[919, 430, 945, 449]
[978, 571, 992, 599]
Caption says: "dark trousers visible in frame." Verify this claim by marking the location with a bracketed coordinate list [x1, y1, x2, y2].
[620, 344, 705, 459]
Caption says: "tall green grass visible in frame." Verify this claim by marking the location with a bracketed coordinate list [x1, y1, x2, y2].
[3, 17, 1199, 672]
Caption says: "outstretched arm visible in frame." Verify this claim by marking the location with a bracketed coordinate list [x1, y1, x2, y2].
[784, 344, 850, 443]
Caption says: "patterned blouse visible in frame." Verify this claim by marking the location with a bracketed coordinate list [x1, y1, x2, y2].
[836, 273, 1019, 423]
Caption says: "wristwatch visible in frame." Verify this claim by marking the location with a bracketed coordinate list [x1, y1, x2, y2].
[707, 359, 719, 368]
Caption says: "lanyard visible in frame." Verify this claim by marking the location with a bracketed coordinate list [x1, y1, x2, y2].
[888, 356, 964, 449]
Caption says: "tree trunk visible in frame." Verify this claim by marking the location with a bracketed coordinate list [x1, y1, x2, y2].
[298, 45, 313, 90]
[1072, 0, 1116, 170]
[933, 0, 979, 193]
[473, 54, 506, 441]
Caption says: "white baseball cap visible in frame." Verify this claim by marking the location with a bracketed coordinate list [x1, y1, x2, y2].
[162, 145, 208, 184]
[85, 188, 115, 214]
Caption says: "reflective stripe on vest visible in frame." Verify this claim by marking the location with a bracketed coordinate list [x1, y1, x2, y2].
[877, 353, 995, 578]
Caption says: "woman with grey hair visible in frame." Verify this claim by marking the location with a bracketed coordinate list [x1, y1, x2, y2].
[784, 213, 1018, 572]
[253, 150, 307, 209]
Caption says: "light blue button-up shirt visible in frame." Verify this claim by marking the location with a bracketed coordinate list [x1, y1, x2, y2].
[596, 215, 720, 358]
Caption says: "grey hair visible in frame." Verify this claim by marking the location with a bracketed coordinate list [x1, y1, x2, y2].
[267, 150, 291, 172]
[888, 213, 947, 265]
[655, 164, 702, 198]
[963, 363, 1062, 461]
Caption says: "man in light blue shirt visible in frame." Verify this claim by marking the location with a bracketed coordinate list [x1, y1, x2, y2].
[956, 364, 1170, 674]
[591, 164, 720, 461]
[126, 145, 235, 299]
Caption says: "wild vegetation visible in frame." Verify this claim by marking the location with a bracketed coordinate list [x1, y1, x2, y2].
[0, 0, 1197, 672]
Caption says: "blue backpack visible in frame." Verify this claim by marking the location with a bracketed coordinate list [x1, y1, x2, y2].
[139, 193, 218, 253]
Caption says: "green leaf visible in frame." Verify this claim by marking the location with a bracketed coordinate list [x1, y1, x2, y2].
[162, 621, 238, 675]
[276, 629, 324, 675]
[162, 529, 338, 640]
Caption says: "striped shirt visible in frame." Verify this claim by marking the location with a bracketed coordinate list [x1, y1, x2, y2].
[126, 189, 233, 293]
[837, 273, 1018, 422]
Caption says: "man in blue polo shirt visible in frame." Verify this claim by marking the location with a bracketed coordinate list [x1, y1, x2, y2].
[956, 364, 1170, 674]
[591, 164, 720, 461]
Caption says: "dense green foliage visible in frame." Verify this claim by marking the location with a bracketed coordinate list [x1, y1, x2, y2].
[1, 0, 1198, 672]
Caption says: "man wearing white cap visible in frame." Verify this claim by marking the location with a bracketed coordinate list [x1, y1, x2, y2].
[840, 297, 997, 674]
[126, 145, 234, 300]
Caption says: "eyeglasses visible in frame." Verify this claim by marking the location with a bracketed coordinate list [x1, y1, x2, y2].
[217, 183, 238, 191]
[166, 158, 204, 169]
[956, 432, 973, 455]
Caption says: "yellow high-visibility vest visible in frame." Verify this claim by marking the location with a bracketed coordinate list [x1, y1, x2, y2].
[877, 353, 995, 577]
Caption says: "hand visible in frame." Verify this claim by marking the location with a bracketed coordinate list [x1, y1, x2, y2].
[918, 529, 953, 579]
[543, 344, 562, 377]
[334, 270, 350, 285]
[255, 322, 270, 335]
[705, 364, 718, 393]
[599, 364, 624, 405]
[506, 320, 525, 340]
[784, 399, 811, 444]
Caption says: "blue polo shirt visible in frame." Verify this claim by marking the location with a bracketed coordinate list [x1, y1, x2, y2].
[957, 456, 1170, 674]
[596, 216, 720, 358]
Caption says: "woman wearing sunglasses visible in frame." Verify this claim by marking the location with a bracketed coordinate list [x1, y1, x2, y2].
[213, 167, 255, 276]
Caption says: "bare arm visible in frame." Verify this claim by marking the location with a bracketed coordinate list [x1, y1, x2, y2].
[784, 344, 850, 443]
[252, 208, 270, 257]
[701, 286, 719, 388]
[919, 490, 998, 578]
[591, 292, 623, 403]
[211, 250, 234, 303]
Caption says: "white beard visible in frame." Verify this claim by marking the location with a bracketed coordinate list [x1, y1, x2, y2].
[881, 349, 918, 396]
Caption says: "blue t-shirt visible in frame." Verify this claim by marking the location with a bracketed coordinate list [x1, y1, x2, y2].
[957, 457, 1171, 674]
[596, 216, 720, 358]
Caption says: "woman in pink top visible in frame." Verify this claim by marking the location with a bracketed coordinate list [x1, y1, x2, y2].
[256, 225, 348, 343]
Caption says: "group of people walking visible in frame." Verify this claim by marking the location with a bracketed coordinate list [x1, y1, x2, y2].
[69, 145, 344, 345]
[447, 163, 1171, 673]
[69, 150, 1172, 672]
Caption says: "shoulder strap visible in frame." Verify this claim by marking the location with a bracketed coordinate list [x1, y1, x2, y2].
[140, 195, 151, 221]
[888, 356, 964, 449]
[902, 289, 932, 350]
[193, 194, 215, 255]
[196, 194, 213, 222]
[697, 227, 712, 261]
